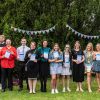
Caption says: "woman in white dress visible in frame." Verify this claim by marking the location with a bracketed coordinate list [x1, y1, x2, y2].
[62, 44, 72, 92]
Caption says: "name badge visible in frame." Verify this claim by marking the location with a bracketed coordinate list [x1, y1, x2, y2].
[19, 53, 24, 61]
[77, 55, 82, 62]
[96, 54, 100, 61]
[44, 52, 48, 59]
[30, 54, 36, 61]
[65, 55, 69, 63]
[5, 51, 11, 58]
[53, 52, 59, 58]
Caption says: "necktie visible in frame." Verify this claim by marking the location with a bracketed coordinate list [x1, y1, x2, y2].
[23, 46, 25, 55]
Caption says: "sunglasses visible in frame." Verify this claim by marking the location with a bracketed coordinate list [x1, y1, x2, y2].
[66, 47, 69, 48]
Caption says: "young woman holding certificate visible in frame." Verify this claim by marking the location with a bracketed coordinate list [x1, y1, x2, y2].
[0, 39, 17, 92]
[72, 41, 85, 92]
[24, 42, 39, 94]
[38, 40, 51, 92]
[84, 43, 94, 92]
[49, 43, 63, 94]
[93, 43, 100, 92]
[62, 44, 72, 92]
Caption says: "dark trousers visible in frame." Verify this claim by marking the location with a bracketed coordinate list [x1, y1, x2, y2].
[1, 68, 13, 90]
[40, 76, 47, 92]
[18, 61, 28, 89]
[39, 62, 49, 92]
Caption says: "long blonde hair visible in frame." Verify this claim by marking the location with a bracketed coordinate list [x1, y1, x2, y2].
[86, 42, 93, 52]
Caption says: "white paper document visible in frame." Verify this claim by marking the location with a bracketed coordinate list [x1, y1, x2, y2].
[65, 55, 69, 63]
[44, 52, 48, 59]
[96, 54, 100, 61]
[5, 51, 11, 58]
[53, 52, 59, 58]
[19, 54, 24, 61]
[30, 54, 36, 61]
[77, 55, 82, 62]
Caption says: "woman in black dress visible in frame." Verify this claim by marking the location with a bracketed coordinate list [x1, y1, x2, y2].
[25, 42, 39, 94]
[72, 41, 85, 92]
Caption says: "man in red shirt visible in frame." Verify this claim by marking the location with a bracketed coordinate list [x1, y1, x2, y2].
[0, 39, 17, 92]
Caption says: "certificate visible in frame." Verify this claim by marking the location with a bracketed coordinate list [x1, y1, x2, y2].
[65, 55, 69, 63]
[30, 54, 36, 61]
[53, 52, 59, 58]
[96, 54, 100, 61]
[19, 53, 24, 61]
[77, 55, 82, 62]
[44, 52, 48, 59]
[5, 51, 11, 58]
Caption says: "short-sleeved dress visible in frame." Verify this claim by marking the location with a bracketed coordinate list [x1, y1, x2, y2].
[24, 49, 39, 79]
[93, 53, 100, 73]
[49, 51, 63, 75]
[61, 53, 72, 75]
[72, 49, 85, 82]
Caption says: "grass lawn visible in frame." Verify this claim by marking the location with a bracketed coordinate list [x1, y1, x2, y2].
[0, 77, 100, 100]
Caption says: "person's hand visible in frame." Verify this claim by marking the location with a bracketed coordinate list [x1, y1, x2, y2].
[54, 58, 58, 62]
[34, 60, 37, 62]
[76, 61, 82, 64]
[28, 53, 31, 58]
[41, 54, 44, 57]
[73, 60, 77, 63]
[11, 51, 14, 55]
[2, 55, 5, 58]
[17, 57, 20, 60]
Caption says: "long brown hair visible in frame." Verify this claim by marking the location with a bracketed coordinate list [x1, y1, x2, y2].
[74, 41, 81, 50]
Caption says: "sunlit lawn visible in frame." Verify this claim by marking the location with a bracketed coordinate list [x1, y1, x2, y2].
[0, 77, 100, 100]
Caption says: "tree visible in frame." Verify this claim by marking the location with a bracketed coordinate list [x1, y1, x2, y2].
[0, 0, 100, 49]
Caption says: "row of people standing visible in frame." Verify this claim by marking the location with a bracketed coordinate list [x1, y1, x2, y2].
[0, 36, 100, 94]
[49, 41, 100, 94]
[0, 37, 51, 93]
[19, 39, 100, 94]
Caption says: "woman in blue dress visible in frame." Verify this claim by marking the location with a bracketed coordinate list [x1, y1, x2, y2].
[93, 43, 100, 92]
[49, 43, 63, 94]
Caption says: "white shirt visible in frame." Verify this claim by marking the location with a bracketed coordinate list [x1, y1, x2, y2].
[17, 45, 30, 61]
